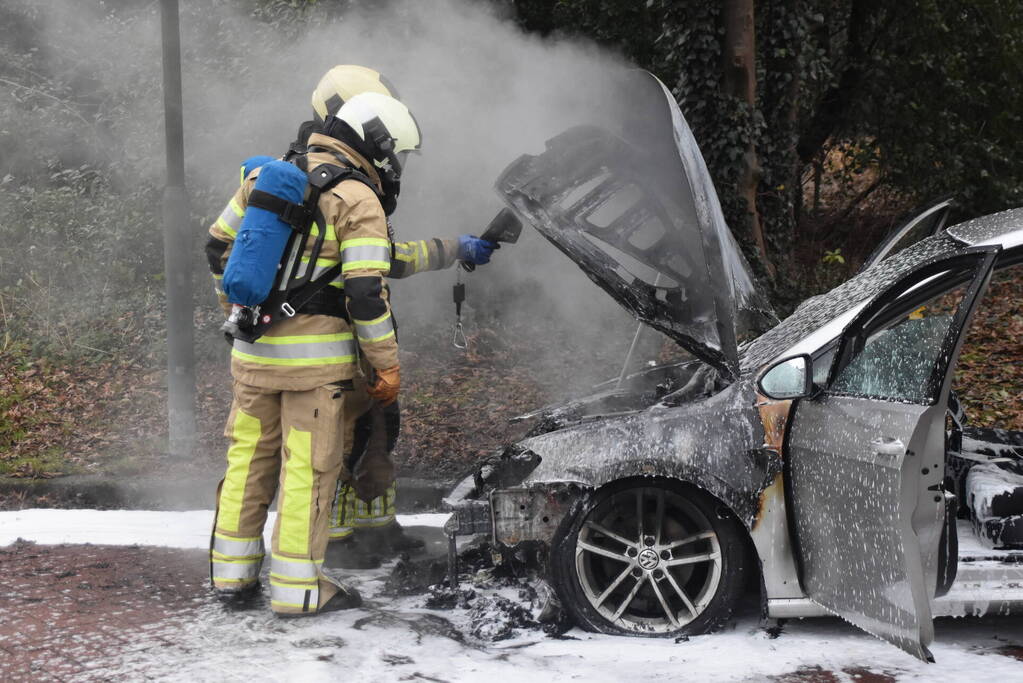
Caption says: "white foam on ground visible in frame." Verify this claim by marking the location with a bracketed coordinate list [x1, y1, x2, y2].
[2, 508, 1022, 681]
[0, 509, 450, 548]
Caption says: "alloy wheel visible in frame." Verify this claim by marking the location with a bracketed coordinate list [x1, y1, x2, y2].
[573, 485, 723, 634]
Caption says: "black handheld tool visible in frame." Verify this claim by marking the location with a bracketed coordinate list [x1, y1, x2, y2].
[461, 208, 523, 273]
[480, 207, 523, 245]
[453, 208, 522, 349]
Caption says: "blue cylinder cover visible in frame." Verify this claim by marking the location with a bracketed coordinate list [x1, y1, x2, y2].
[222, 159, 307, 306]
[239, 155, 275, 186]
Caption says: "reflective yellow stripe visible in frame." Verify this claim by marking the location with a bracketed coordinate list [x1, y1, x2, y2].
[418, 240, 430, 269]
[254, 333, 352, 345]
[300, 256, 340, 269]
[308, 223, 338, 243]
[270, 573, 319, 583]
[214, 532, 261, 542]
[230, 351, 356, 367]
[279, 427, 313, 555]
[216, 216, 238, 238]
[229, 198, 244, 217]
[299, 256, 345, 289]
[393, 242, 416, 264]
[231, 334, 357, 367]
[341, 260, 391, 273]
[339, 237, 390, 249]
[218, 411, 261, 533]
[211, 553, 264, 562]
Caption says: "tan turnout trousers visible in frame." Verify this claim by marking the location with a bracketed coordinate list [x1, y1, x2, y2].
[211, 379, 362, 615]
[328, 369, 397, 539]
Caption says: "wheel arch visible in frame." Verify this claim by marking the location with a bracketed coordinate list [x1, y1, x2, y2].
[546, 473, 756, 636]
[586, 474, 762, 588]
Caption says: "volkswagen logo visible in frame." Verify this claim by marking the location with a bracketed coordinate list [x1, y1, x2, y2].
[637, 548, 660, 570]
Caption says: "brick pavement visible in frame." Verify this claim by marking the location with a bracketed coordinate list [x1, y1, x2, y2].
[0, 541, 209, 681]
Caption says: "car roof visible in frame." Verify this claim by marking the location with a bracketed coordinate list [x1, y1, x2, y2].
[740, 208, 1023, 375]
[740, 234, 963, 374]
[946, 206, 1023, 249]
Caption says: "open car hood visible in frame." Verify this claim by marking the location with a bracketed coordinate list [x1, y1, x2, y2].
[495, 71, 776, 379]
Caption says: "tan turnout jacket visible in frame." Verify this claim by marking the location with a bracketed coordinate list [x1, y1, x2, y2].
[208, 134, 398, 390]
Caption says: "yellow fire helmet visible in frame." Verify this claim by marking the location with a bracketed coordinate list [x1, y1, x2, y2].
[310, 65, 398, 123]
[335, 92, 421, 178]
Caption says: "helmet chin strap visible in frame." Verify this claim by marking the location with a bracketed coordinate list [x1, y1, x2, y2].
[362, 117, 402, 176]
[319, 114, 403, 211]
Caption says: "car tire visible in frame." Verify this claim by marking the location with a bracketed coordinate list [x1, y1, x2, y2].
[550, 478, 748, 637]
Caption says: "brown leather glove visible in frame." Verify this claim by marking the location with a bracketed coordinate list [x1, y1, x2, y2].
[367, 366, 400, 406]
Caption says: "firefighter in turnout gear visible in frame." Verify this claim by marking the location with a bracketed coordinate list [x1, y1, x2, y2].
[210, 65, 496, 567]
[205, 91, 424, 615]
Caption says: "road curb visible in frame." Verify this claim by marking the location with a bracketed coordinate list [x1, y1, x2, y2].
[0, 475, 451, 512]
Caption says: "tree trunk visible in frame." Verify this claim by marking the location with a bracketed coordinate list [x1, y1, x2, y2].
[722, 0, 774, 278]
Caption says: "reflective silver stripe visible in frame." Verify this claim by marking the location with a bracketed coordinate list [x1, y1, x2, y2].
[417, 241, 430, 269]
[213, 534, 264, 558]
[329, 526, 354, 539]
[217, 200, 244, 236]
[341, 244, 391, 270]
[270, 554, 320, 580]
[212, 558, 261, 581]
[270, 581, 318, 611]
[354, 314, 395, 343]
[310, 262, 344, 288]
[232, 336, 356, 361]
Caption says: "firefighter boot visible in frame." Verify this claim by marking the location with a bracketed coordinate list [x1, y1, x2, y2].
[214, 580, 262, 607]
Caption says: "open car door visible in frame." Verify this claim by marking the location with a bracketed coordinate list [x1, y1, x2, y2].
[858, 197, 954, 273]
[785, 246, 999, 660]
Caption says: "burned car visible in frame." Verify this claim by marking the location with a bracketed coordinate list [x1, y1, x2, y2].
[445, 71, 1023, 661]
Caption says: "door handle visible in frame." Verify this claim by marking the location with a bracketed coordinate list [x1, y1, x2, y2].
[871, 437, 905, 456]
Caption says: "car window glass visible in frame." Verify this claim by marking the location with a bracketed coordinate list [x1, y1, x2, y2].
[830, 282, 967, 403]
[812, 346, 835, 386]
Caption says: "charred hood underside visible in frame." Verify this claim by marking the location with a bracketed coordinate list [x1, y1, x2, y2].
[494, 72, 776, 380]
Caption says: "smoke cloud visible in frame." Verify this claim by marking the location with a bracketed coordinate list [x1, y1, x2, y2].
[14, 0, 670, 389]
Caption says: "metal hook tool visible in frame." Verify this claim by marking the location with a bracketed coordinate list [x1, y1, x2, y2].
[452, 268, 468, 350]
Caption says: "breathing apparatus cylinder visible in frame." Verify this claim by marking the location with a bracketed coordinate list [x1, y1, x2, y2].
[222, 159, 308, 307]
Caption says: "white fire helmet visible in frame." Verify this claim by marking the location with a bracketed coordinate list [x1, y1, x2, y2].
[335, 92, 421, 177]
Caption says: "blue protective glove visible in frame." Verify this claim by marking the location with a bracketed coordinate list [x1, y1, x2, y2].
[457, 234, 498, 265]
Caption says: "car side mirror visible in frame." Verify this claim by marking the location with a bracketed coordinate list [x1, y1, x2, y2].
[758, 354, 814, 400]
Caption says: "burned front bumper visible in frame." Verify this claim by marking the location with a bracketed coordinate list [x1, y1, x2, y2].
[444, 479, 577, 547]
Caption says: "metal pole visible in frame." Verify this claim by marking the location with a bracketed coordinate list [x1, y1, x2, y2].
[160, 0, 196, 457]
[616, 321, 646, 389]
[616, 273, 661, 389]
